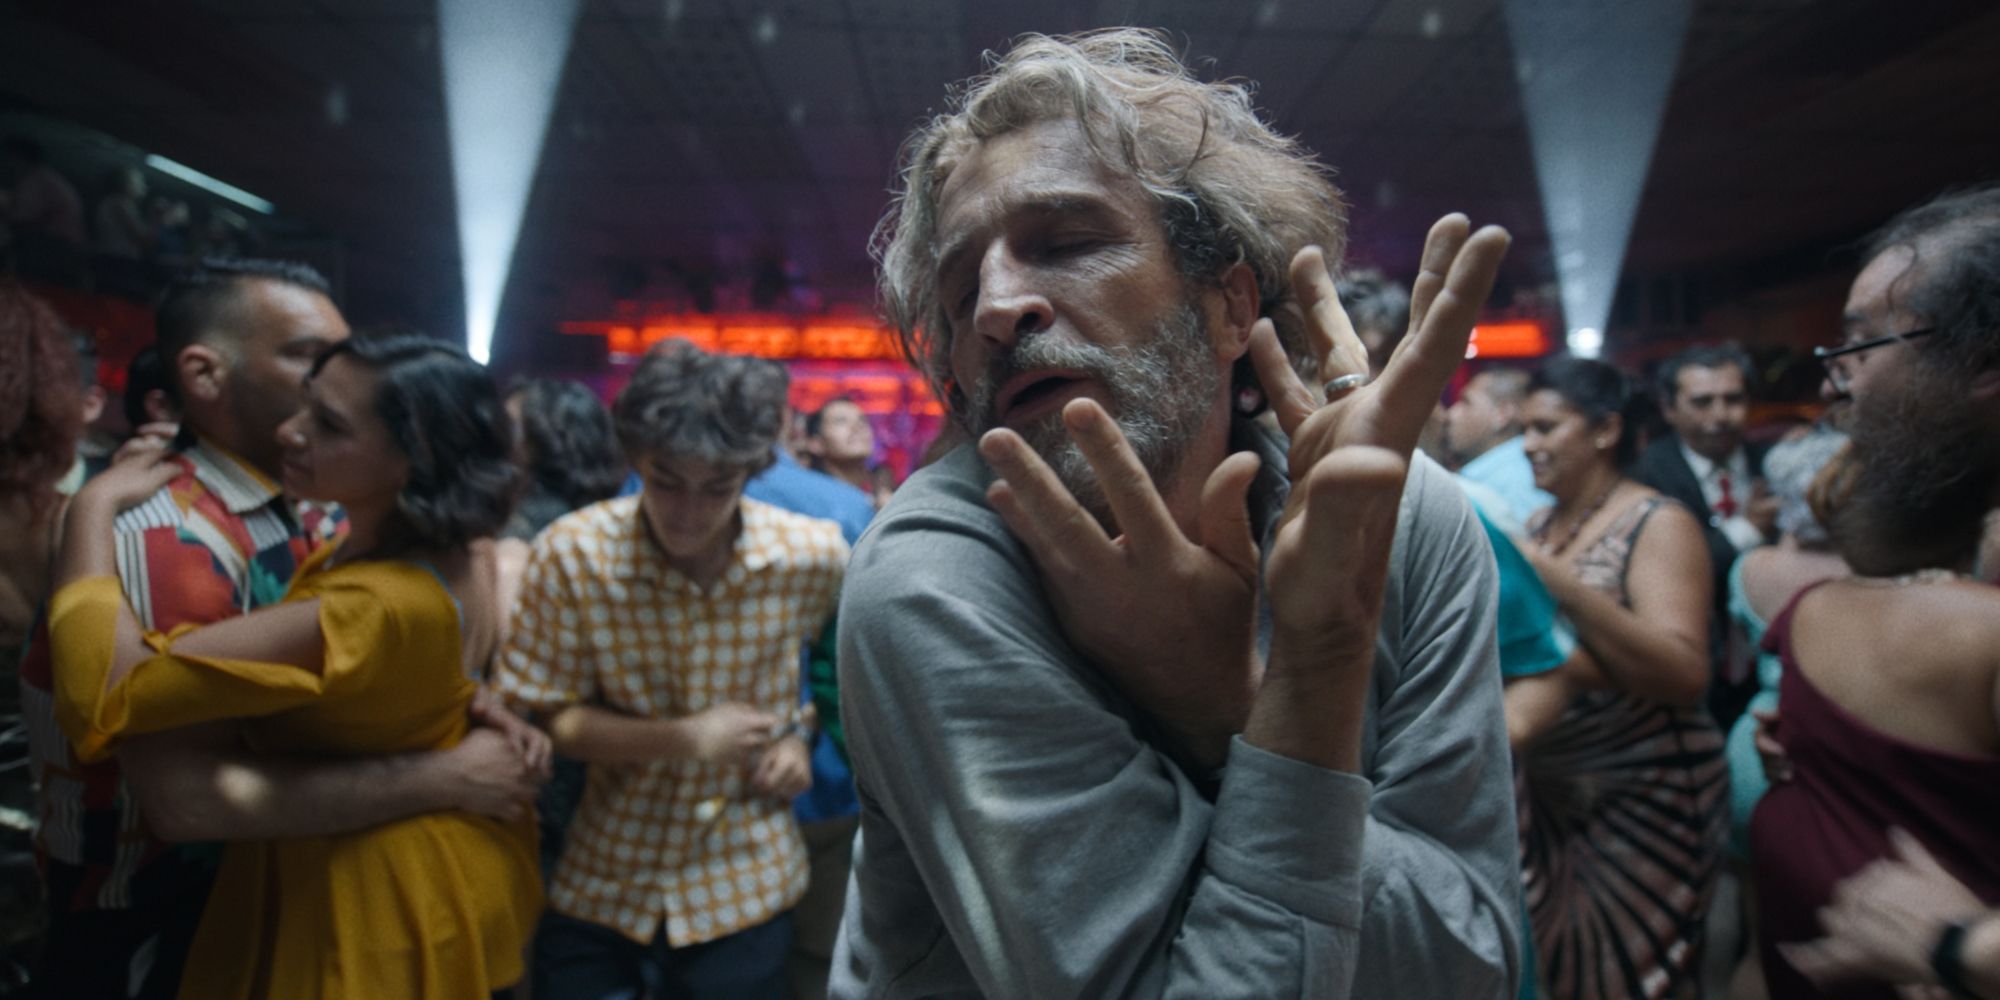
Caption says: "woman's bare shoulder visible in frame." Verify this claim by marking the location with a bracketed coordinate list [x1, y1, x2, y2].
[1807, 577, 2000, 654]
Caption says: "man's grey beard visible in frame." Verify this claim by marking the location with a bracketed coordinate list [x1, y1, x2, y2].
[966, 301, 1219, 518]
[1836, 361, 2000, 575]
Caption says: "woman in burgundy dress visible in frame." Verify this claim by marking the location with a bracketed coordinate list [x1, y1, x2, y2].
[1749, 449, 2000, 998]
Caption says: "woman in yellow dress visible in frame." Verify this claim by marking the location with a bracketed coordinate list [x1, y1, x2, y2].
[48, 333, 544, 998]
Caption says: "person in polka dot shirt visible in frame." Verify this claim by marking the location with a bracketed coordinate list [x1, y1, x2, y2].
[496, 342, 847, 1000]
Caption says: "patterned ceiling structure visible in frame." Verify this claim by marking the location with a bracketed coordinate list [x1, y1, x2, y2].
[5, 0, 1997, 363]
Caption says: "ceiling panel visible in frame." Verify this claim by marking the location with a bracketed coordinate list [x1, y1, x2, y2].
[4, 0, 1995, 357]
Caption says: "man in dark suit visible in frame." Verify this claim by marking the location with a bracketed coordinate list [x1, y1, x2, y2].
[1632, 343, 1775, 726]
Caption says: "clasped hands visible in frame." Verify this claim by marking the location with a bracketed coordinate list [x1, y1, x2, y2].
[980, 215, 1510, 769]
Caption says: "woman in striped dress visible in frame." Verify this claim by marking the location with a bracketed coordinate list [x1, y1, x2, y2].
[1515, 358, 1730, 998]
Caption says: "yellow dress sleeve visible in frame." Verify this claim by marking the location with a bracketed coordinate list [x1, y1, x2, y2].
[48, 572, 393, 762]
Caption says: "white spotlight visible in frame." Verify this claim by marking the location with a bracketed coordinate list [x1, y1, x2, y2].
[1568, 327, 1603, 358]
[440, 0, 582, 363]
[1504, 0, 1691, 344]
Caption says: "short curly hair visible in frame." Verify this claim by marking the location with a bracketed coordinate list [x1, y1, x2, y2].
[0, 284, 84, 510]
[510, 378, 626, 511]
[613, 341, 787, 475]
[874, 28, 1348, 405]
[310, 333, 520, 551]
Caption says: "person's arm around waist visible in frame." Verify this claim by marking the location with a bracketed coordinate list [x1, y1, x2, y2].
[122, 720, 543, 840]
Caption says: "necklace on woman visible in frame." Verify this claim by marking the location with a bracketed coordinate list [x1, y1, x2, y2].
[1534, 480, 1621, 558]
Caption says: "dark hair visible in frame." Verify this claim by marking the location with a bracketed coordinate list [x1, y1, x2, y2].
[1655, 342, 1754, 406]
[804, 395, 861, 439]
[0, 136, 46, 163]
[1338, 269, 1412, 337]
[1529, 356, 1641, 467]
[0, 284, 85, 509]
[510, 379, 625, 511]
[310, 333, 519, 552]
[1860, 182, 2000, 379]
[613, 342, 786, 474]
[122, 344, 173, 428]
[155, 257, 333, 404]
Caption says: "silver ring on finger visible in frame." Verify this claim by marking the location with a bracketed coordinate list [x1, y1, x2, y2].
[1322, 372, 1370, 398]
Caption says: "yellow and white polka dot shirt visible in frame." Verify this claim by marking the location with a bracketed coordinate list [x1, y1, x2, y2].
[496, 496, 847, 946]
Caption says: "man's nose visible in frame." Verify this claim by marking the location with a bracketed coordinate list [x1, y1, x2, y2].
[971, 245, 1053, 349]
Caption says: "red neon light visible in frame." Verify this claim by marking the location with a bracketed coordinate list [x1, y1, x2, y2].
[1467, 321, 1549, 359]
[561, 313, 905, 362]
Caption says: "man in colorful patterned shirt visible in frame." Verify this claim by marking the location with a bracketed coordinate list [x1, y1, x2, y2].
[497, 342, 846, 1000]
[19, 259, 545, 999]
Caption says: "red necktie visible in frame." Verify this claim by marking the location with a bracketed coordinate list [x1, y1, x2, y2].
[1716, 471, 1737, 518]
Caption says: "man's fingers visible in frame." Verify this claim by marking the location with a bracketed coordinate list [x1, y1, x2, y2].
[981, 427, 1113, 560]
[1249, 318, 1318, 435]
[1196, 451, 1262, 578]
[1887, 827, 1947, 876]
[1779, 940, 1849, 984]
[1289, 245, 1368, 380]
[1299, 446, 1408, 583]
[1401, 214, 1472, 349]
[752, 747, 779, 781]
[1058, 398, 1182, 550]
[1375, 224, 1510, 420]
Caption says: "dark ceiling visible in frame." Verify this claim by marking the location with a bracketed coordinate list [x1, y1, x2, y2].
[5, 0, 1998, 363]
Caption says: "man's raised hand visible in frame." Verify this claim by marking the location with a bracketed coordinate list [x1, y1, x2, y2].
[982, 401, 1262, 770]
[1252, 216, 1511, 493]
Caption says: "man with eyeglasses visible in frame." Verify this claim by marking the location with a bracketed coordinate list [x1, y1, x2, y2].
[1813, 183, 2000, 577]
[1814, 319, 1935, 403]
[1745, 182, 2000, 998]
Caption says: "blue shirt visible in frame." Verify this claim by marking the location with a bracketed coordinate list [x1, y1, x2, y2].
[745, 447, 874, 822]
[745, 449, 875, 547]
[1458, 435, 1553, 527]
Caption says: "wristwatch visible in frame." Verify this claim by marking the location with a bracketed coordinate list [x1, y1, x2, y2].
[1932, 919, 1982, 999]
[771, 716, 814, 745]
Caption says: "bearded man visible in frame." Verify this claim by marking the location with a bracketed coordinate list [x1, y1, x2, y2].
[1816, 184, 2000, 577]
[830, 29, 1523, 999]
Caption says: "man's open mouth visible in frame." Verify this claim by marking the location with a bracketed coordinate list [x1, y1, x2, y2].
[996, 370, 1092, 425]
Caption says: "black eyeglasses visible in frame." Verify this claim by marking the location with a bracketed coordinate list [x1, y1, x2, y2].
[1813, 328, 1934, 395]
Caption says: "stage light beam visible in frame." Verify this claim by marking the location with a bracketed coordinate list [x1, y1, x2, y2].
[439, 0, 581, 363]
[1503, 0, 1692, 355]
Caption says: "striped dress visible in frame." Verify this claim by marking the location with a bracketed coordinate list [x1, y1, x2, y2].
[1519, 495, 1730, 999]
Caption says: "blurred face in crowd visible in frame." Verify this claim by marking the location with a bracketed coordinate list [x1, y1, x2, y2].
[934, 119, 1232, 509]
[1443, 373, 1517, 465]
[180, 277, 349, 479]
[813, 399, 875, 464]
[1831, 241, 1999, 564]
[276, 352, 407, 512]
[635, 453, 748, 569]
[1831, 245, 1931, 410]
[1662, 364, 1748, 463]
[1521, 388, 1617, 499]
